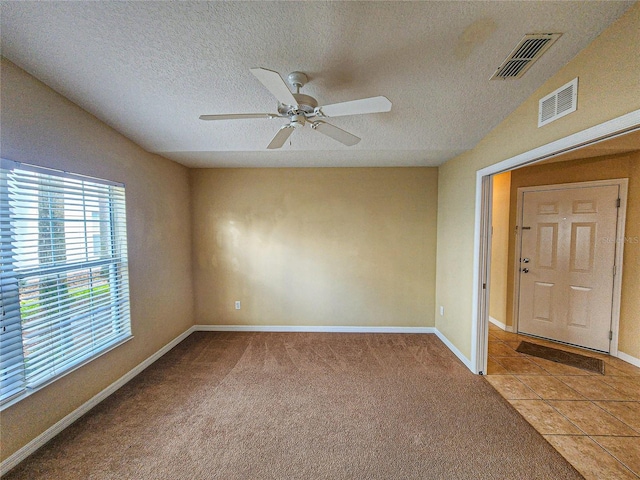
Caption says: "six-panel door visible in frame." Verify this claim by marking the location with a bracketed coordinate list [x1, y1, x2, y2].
[517, 185, 619, 352]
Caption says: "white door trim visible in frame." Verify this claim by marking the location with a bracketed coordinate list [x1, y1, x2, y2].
[512, 179, 628, 355]
[471, 108, 640, 374]
[474, 175, 493, 375]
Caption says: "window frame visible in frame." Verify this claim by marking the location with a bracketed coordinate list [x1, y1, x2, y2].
[0, 159, 133, 410]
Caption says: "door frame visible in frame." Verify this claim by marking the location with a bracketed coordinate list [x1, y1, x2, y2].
[471, 108, 640, 374]
[512, 179, 629, 355]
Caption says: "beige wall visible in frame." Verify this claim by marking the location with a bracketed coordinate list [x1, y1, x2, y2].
[505, 151, 640, 358]
[435, 4, 640, 360]
[0, 59, 195, 461]
[191, 168, 438, 328]
[489, 172, 511, 325]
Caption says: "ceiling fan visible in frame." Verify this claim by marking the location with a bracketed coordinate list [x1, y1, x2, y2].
[199, 68, 392, 149]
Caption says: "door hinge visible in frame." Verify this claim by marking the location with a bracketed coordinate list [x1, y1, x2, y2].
[609, 331, 613, 341]
[616, 198, 621, 208]
[482, 283, 487, 290]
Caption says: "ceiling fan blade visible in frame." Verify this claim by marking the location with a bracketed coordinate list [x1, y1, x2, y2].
[267, 125, 295, 149]
[250, 67, 298, 106]
[310, 121, 360, 146]
[317, 96, 392, 117]
[199, 113, 279, 121]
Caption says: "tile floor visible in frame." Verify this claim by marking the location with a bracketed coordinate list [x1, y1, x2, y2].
[486, 323, 640, 479]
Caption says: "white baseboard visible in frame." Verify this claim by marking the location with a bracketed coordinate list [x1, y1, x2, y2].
[0, 326, 196, 477]
[194, 324, 436, 334]
[434, 330, 472, 370]
[488, 316, 513, 332]
[617, 351, 640, 368]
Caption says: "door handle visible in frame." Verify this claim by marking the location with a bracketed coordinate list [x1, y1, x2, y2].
[522, 268, 530, 273]
[522, 258, 530, 263]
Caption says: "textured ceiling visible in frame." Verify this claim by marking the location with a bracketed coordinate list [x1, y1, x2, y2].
[0, 1, 634, 168]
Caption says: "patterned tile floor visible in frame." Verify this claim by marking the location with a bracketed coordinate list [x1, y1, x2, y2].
[486, 323, 640, 479]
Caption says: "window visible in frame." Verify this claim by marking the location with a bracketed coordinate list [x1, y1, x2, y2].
[0, 160, 132, 405]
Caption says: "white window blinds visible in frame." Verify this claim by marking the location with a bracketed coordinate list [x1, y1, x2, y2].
[0, 160, 132, 405]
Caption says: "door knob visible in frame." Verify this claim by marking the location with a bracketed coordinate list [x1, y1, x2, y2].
[522, 268, 529, 273]
[522, 258, 530, 263]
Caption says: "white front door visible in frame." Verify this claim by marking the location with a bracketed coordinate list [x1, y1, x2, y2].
[517, 184, 620, 352]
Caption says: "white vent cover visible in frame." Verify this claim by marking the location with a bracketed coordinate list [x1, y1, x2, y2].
[491, 33, 562, 80]
[538, 78, 578, 127]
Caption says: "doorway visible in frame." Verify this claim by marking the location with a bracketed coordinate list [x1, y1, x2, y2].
[472, 111, 640, 375]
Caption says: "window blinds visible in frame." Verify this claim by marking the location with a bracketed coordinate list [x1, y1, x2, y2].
[0, 160, 131, 404]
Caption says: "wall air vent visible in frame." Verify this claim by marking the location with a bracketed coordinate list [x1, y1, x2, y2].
[490, 33, 562, 80]
[538, 78, 578, 127]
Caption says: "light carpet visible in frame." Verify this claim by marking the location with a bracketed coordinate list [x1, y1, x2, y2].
[5, 332, 583, 479]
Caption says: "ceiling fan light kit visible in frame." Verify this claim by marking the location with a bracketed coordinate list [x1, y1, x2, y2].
[199, 67, 392, 149]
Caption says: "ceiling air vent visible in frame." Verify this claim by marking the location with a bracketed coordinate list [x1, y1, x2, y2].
[538, 78, 578, 127]
[490, 33, 562, 80]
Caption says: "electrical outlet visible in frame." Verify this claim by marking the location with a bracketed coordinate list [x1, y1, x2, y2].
[440, 306, 444, 316]
[235, 301, 241, 310]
